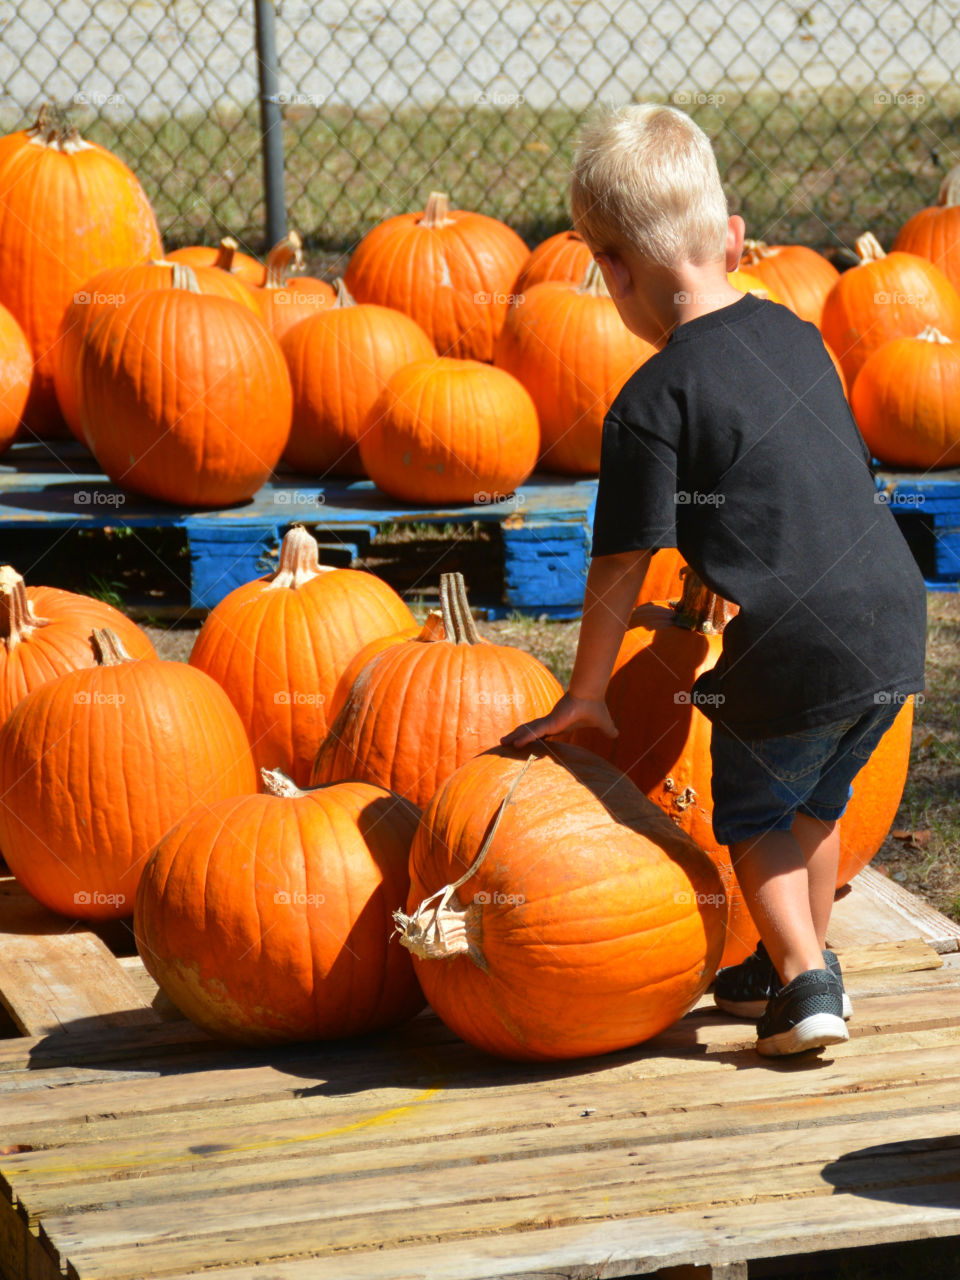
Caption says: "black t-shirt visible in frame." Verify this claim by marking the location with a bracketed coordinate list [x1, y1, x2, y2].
[591, 293, 927, 737]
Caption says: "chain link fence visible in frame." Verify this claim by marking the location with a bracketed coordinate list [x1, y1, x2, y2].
[1, 0, 958, 259]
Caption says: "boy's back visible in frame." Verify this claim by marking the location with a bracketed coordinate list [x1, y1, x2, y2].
[591, 292, 927, 737]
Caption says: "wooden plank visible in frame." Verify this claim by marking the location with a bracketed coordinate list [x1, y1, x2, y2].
[114, 956, 185, 1021]
[829, 866, 960, 953]
[833, 939, 943, 975]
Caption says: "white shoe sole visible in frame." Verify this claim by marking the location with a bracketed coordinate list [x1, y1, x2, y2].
[757, 1012, 849, 1057]
[717, 992, 853, 1020]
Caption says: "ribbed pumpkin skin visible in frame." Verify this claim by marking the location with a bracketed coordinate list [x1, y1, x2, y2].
[313, 633, 563, 810]
[635, 549, 687, 607]
[359, 358, 539, 504]
[0, 120, 161, 435]
[0, 303, 31, 450]
[514, 231, 594, 294]
[493, 280, 655, 474]
[135, 780, 423, 1043]
[78, 290, 292, 506]
[404, 745, 727, 1061]
[280, 305, 436, 475]
[893, 206, 960, 294]
[343, 203, 528, 361]
[54, 260, 259, 440]
[821, 251, 960, 387]
[0, 659, 257, 919]
[739, 244, 839, 325]
[252, 278, 336, 340]
[836, 700, 913, 887]
[850, 333, 960, 467]
[0, 583, 156, 721]
[326, 625, 421, 722]
[189, 567, 415, 788]
[167, 244, 262, 283]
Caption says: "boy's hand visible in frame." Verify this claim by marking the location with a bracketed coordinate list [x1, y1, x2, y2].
[501, 692, 618, 748]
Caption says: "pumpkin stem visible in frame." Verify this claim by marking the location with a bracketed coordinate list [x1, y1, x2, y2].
[170, 263, 202, 293]
[265, 525, 335, 591]
[578, 259, 609, 297]
[261, 768, 305, 797]
[262, 231, 305, 289]
[937, 165, 960, 207]
[27, 103, 93, 153]
[393, 754, 535, 969]
[91, 628, 134, 666]
[855, 232, 886, 262]
[331, 277, 356, 309]
[439, 573, 483, 644]
[213, 237, 242, 273]
[916, 325, 952, 344]
[0, 567, 51, 650]
[419, 192, 455, 229]
[740, 239, 777, 267]
[672, 568, 736, 636]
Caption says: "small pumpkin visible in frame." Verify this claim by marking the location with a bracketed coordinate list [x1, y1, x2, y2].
[247, 231, 336, 339]
[892, 166, 960, 295]
[358, 356, 539, 504]
[313, 572, 563, 809]
[513, 230, 594, 294]
[0, 629, 257, 919]
[493, 260, 655, 474]
[189, 526, 415, 787]
[167, 236, 262, 285]
[344, 191, 529, 361]
[280, 279, 435, 475]
[739, 241, 839, 325]
[0, 303, 31, 451]
[135, 769, 423, 1044]
[396, 743, 726, 1061]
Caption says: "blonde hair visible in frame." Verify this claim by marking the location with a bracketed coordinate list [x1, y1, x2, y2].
[570, 103, 730, 267]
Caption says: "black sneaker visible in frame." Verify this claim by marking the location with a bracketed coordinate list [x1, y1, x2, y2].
[756, 968, 849, 1057]
[714, 941, 852, 1019]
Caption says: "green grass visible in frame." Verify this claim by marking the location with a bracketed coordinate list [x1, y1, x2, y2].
[72, 83, 960, 256]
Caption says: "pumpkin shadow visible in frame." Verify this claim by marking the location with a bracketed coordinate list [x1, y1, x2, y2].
[820, 1136, 960, 1208]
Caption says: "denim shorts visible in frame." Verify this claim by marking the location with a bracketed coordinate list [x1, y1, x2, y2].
[710, 699, 905, 846]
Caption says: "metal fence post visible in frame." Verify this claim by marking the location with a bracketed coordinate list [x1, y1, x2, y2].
[253, 0, 287, 249]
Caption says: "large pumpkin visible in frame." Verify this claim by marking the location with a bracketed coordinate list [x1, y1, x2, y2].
[821, 231, 960, 388]
[0, 106, 162, 436]
[0, 566, 156, 722]
[313, 572, 563, 809]
[739, 241, 839, 326]
[166, 237, 262, 285]
[493, 261, 655, 474]
[247, 231, 336, 340]
[0, 303, 31, 451]
[635, 549, 688, 607]
[326, 619, 427, 722]
[850, 327, 960, 468]
[77, 266, 292, 506]
[54, 257, 259, 441]
[189, 525, 415, 787]
[513, 230, 594, 294]
[135, 770, 423, 1044]
[343, 191, 528, 361]
[396, 743, 726, 1061]
[358, 357, 539, 504]
[0, 629, 257, 919]
[892, 166, 960, 294]
[280, 280, 435, 475]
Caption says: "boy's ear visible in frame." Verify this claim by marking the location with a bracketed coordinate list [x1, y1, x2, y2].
[725, 215, 746, 270]
[593, 252, 632, 298]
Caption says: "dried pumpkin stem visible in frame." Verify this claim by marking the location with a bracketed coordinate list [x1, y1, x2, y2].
[578, 258, 609, 296]
[265, 525, 335, 591]
[0, 567, 51, 649]
[937, 165, 960, 207]
[672, 567, 736, 636]
[394, 754, 535, 970]
[419, 191, 455, 228]
[917, 326, 952, 344]
[28, 103, 93, 153]
[91, 628, 134, 666]
[212, 237, 241, 273]
[170, 263, 202, 293]
[331, 276, 356, 308]
[439, 572, 483, 644]
[261, 768, 304, 797]
[855, 231, 886, 262]
[263, 231, 305, 289]
[740, 239, 777, 266]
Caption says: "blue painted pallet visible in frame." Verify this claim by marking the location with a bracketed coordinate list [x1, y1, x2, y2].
[875, 468, 960, 591]
[0, 442, 598, 616]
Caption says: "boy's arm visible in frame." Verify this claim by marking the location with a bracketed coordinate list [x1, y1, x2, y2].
[501, 547, 652, 747]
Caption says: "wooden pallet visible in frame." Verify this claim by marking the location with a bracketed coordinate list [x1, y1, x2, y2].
[875, 468, 960, 590]
[1, 868, 959, 1280]
[0, 443, 597, 617]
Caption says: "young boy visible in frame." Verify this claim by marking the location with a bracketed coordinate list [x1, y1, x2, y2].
[503, 103, 927, 1057]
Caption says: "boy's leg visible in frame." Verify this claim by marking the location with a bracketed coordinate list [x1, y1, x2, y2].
[791, 812, 840, 950]
[729, 829, 825, 985]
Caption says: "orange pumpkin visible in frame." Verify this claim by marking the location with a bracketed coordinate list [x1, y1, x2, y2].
[344, 191, 528, 361]
[167, 236, 262, 285]
[821, 231, 960, 388]
[850, 327, 960, 468]
[247, 231, 336, 339]
[893, 166, 960, 294]
[635, 549, 688, 607]
[836, 699, 914, 887]
[513, 230, 594, 294]
[396, 743, 726, 1061]
[135, 770, 423, 1044]
[313, 572, 563, 809]
[727, 268, 783, 303]
[0, 303, 31, 451]
[189, 526, 415, 787]
[0, 566, 157, 722]
[494, 261, 656, 474]
[54, 257, 259, 440]
[326, 620, 427, 722]
[0, 629, 257, 919]
[77, 266, 292, 506]
[359, 357, 539, 504]
[739, 241, 839, 325]
[825, 342, 849, 398]
[280, 280, 436, 475]
[0, 106, 162, 436]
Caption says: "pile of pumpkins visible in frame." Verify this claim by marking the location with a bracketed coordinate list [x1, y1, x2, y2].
[0, 528, 913, 1062]
[2, 106, 957, 510]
